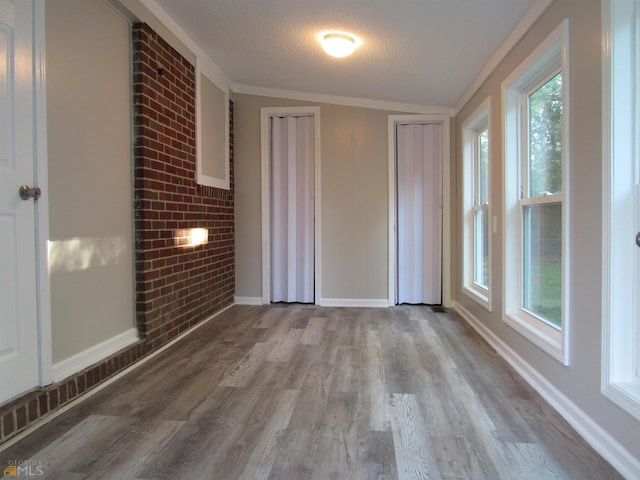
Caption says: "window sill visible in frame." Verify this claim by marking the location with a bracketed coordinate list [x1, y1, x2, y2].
[602, 382, 640, 422]
[462, 285, 492, 312]
[503, 311, 568, 365]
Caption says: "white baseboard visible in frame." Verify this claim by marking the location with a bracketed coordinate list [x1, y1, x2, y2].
[234, 296, 264, 305]
[1, 303, 235, 454]
[455, 303, 640, 480]
[319, 298, 389, 308]
[52, 328, 139, 382]
[234, 297, 390, 308]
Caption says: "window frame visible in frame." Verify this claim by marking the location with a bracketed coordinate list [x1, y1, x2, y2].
[196, 57, 230, 190]
[462, 98, 492, 310]
[502, 19, 570, 365]
[602, 0, 640, 421]
[520, 69, 564, 328]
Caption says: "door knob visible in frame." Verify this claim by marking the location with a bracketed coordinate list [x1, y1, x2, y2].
[636, 231, 640, 248]
[19, 184, 41, 201]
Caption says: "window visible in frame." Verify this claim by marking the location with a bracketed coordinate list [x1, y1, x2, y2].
[602, 0, 640, 420]
[196, 59, 230, 190]
[503, 20, 569, 364]
[462, 99, 491, 309]
[523, 72, 563, 327]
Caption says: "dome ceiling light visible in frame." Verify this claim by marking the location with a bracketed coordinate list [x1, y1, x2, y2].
[320, 32, 359, 58]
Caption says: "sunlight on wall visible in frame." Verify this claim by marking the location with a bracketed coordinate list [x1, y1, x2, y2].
[173, 228, 208, 247]
[48, 236, 128, 273]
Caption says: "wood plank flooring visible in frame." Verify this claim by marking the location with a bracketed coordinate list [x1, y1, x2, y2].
[0, 305, 621, 479]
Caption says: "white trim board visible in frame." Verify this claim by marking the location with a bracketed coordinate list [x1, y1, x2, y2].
[0, 303, 235, 454]
[52, 328, 139, 382]
[235, 297, 389, 308]
[118, 0, 547, 117]
[319, 298, 389, 308]
[34, 0, 53, 388]
[234, 84, 453, 116]
[196, 59, 231, 190]
[137, 0, 231, 90]
[455, 303, 640, 480]
[238, 297, 390, 308]
[234, 296, 264, 305]
[600, 0, 640, 424]
[453, 0, 555, 114]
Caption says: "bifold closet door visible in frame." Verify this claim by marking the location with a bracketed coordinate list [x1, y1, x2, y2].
[270, 115, 315, 303]
[396, 123, 442, 304]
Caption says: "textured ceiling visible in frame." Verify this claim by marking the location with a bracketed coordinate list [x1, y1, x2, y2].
[150, 0, 538, 108]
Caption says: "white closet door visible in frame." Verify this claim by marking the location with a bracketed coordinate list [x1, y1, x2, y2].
[270, 116, 315, 303]
[396, 123, 442, 304]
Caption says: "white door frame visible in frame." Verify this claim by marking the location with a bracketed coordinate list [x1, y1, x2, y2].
[260, 107, 321, 304]
[388, 114, 452, 307]
[35, 0, 52, 386]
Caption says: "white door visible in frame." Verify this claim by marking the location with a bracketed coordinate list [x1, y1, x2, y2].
[269, 115, 315, 303]
[636, 171, 640, 380]
[395, 123, 442, 305]
[0, 0, 41, 404]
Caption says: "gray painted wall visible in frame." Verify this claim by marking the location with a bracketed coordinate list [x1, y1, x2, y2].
[233, 94, 410, 302]
[455, 0, 640, 464]
[46, 0, 134, 363]
[43, 0, 640, 470]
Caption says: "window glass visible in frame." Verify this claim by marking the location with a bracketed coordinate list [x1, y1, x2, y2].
[528, 72, 563, 197]
[522, 203, 562, 327]
[478, 129, 489, 205]
[474, 208, 489, 288]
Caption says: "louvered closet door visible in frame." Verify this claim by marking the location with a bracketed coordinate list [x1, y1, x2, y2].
[396, 123, 442, 305]
[270, 115, 315, 303]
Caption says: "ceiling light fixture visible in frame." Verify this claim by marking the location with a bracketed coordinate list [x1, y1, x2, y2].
[320, 32, 358, 58]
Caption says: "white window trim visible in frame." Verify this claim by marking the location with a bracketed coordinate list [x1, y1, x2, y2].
[462, 98, 492, 311]
[502, 19, 570, 365]
[602, 0, 640, 421]
[196, 58, 230, 190]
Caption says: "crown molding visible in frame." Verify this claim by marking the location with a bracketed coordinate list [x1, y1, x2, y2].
[138, 0, 232, 90]
[233, 84, 453, 115]
[453, 0, 555, 115]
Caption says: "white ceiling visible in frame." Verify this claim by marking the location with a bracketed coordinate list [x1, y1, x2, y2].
[150, 0, 540, 109]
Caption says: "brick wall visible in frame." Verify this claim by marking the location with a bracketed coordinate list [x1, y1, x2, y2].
[0, 23, 235, 446]
[132, 23, 235, 347]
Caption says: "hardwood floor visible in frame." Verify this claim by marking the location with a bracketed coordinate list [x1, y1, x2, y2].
[0, 305, 621, 479]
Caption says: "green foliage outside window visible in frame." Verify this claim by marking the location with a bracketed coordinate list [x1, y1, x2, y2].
[528, 73, 563, 196]
[524, 72, 563, 327]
